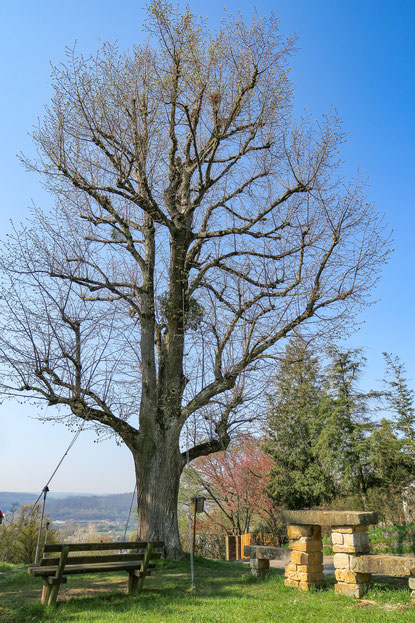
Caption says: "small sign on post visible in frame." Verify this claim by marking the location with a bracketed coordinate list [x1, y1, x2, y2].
[190, 496, 205, 514]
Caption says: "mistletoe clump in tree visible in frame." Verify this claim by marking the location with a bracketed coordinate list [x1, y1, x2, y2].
[0, 3, 388, 556]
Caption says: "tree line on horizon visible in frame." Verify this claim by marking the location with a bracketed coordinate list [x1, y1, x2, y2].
[0, 492, 135, 516]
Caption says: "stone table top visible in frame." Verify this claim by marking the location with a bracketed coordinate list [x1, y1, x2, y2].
[281, 510, 378, 527]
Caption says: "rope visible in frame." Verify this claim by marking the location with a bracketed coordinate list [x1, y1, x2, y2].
[0, 420, 85, 562]
[44, 421, 85, 490]
[123, 484, 137, 542]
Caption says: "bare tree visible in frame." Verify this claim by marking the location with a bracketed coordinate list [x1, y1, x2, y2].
[0, 2, 389, 556]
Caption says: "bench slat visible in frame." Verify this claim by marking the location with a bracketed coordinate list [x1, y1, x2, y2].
[43, 540, 164, 553]
[40, 552, 162, 566]
[29, 561, 156, 577]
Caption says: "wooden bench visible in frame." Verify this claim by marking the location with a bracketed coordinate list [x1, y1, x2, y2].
[27, 540, 164, 605]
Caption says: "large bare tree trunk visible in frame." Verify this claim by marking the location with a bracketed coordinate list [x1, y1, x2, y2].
[133, 428, 183, 559]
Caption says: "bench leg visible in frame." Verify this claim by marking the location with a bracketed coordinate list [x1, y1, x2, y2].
[137, 573, 146, 592]
[48, 581, 62, 606]
[136, 542, 154, 592]
[41, 580, 52, 605]
[128, 572, 139, 594]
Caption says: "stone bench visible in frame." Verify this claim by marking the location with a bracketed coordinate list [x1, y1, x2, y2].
[349, 554, 415, 598]
[243, 545, 290, 577]
[281, 510, 378, 597]
[351, 554, 415, 576]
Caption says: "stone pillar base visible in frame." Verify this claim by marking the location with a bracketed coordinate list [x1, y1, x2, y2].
[332, 526, 371, 598]
[334, 582, 367, 598]
[285, 524, 324, 591]
[408, 577, 415, 600]
[284, 578, 324, 591]
[250, 558, 269, 578]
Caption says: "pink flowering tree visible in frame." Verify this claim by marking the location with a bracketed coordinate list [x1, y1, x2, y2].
[192, 436, 275, 534]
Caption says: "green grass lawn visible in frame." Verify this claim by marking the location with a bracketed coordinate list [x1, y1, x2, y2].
[0, 557, 414, 623]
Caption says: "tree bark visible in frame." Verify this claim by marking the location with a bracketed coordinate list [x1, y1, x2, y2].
[133, 430, 184, 559]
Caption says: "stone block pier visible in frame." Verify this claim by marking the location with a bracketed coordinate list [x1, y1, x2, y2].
[281, 510, 378, 597]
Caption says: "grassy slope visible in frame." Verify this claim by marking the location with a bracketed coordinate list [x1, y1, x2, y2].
[0, 558, 414, 623]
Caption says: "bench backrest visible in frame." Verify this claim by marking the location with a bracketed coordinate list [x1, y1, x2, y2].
[40, 541, 164, 567]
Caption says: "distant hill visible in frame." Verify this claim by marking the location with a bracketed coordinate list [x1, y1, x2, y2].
[0, 491, 37, 510]
[0, 491, 135, 521]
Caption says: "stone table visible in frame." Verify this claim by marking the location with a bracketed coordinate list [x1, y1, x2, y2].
[281, 510, 378, 597]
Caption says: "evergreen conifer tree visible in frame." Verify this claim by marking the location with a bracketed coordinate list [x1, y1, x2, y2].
[317, 348, 379, 506]
[265, 337, 336, 508]
[383, 353, 415, 456]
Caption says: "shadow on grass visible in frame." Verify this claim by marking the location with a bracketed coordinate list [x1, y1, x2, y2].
[1, 558, 280, 622]
[1, 559, 413, 622]
[368, 575, 408, 592]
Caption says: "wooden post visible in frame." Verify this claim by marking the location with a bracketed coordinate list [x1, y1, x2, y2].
[128, 572, 139, 594]
[225, 535, 236, 561]
[34, 486, 49, 565]
[136, 542, 154, 592]
[48, 545, 69, 605]
[240, 533, 251, 559]
[41, 579, 52, 605]
[235, 535, 241, 560]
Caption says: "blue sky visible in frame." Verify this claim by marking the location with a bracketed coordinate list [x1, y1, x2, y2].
[0, 0, 414, 494]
